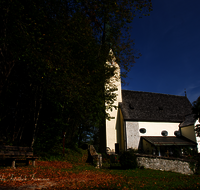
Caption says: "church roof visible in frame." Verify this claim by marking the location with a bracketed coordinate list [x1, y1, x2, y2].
[120, 90, 192, 122]
[180, 114, 196, 127]
[142, 136, 197, 146]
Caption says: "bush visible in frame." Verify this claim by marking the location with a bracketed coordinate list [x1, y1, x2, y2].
[119, 149, 138, 169]
[110, 154, 120, 164]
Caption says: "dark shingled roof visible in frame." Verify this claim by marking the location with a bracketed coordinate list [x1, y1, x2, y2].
[120, 90, 192, 122]
[180, 114, 196, 127]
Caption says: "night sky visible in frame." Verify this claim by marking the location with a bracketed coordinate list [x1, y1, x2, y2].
[122, 0, 200, 104]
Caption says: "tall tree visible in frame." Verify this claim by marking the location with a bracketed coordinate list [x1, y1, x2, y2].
[192, 96, 200, 137]
[0, 0, 152, 149]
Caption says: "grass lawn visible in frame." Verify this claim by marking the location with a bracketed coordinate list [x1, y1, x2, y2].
[0, 160, 199, 189]
[106, 168, 200, 190]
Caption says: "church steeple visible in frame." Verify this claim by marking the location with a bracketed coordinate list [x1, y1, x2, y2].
[104, 49, 123, 153]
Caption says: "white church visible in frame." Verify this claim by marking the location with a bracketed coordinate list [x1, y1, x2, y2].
[104, 51, 199, 156]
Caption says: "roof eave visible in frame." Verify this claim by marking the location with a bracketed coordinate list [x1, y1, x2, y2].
[124, 119, 183, 123]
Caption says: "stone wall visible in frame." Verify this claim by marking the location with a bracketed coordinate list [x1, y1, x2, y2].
[136, 154, 197, 175]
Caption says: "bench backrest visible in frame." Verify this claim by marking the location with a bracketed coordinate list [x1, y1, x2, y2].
[0, 146, 33, 156]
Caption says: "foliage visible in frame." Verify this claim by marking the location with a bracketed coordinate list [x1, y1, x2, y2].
[101, 153, 121, 169]
[189, 161, 197, 173]
[109, 154, 120, 164]
[192, 96, 200, 136]
[0, 0, 152, 149]
[101, 153, 111, 168]
[119, 149, 138, 169]
[34, 145, 88, 164]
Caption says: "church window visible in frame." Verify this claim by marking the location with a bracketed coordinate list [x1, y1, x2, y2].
[161, 130, 168, 136]
[139, 128, 146, 134]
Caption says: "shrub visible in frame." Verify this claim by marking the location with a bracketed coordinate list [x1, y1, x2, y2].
[119, 149, 138, 169]
[110, 154, 120, 164]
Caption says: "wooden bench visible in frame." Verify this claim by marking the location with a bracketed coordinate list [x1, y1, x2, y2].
[0, 145, 39, 168]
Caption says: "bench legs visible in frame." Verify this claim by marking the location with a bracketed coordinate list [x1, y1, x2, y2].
[12, 160, 16, 168]
[26, 158, 36, 167]
[8, 158, 36, 168]
[32, 159, 35, 167]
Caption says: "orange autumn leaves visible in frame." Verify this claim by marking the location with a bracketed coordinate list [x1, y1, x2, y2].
[0, 160, 121, 189]
[37, 160, 73, 169]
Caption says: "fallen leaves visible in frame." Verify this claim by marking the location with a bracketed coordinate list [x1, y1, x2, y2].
[0, 160, 120, 189]
[37, 160, 73, 169]
[1, 160, 199, 189]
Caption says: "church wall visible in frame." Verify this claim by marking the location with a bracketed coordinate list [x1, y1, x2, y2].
[106, 103, 124, 152]
[126, 121, 179, 150]
[126, 121, 140, 150]
[142, 139, 153, 154]
[180, 125, 196, 142]
[106, 108, 118, 152]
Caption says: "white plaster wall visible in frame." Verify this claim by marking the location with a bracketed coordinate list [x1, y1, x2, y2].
[139, 122, 179, 136]
[106, 108, 118, 152]
[126, 121, 179, 150]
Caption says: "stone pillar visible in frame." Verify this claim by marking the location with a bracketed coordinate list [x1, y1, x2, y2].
[96, 154, 102, 168]
[88, 145, 102, 168]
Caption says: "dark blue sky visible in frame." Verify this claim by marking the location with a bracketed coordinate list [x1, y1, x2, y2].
[122, 0, 200, 103]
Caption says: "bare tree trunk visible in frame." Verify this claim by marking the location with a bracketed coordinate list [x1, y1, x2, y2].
[12, 100, 19, 142]
[19, 125, 25, 143]
[31, 86, 43, 148]
[0, 5, 15, 95]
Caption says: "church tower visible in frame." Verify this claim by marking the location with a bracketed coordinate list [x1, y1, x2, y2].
[105, 50, 124, 153]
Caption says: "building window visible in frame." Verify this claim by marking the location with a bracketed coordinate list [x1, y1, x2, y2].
[139, 128, 146, 134]
[174, 130, 181, 137]
[161, 130, 168, 137]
